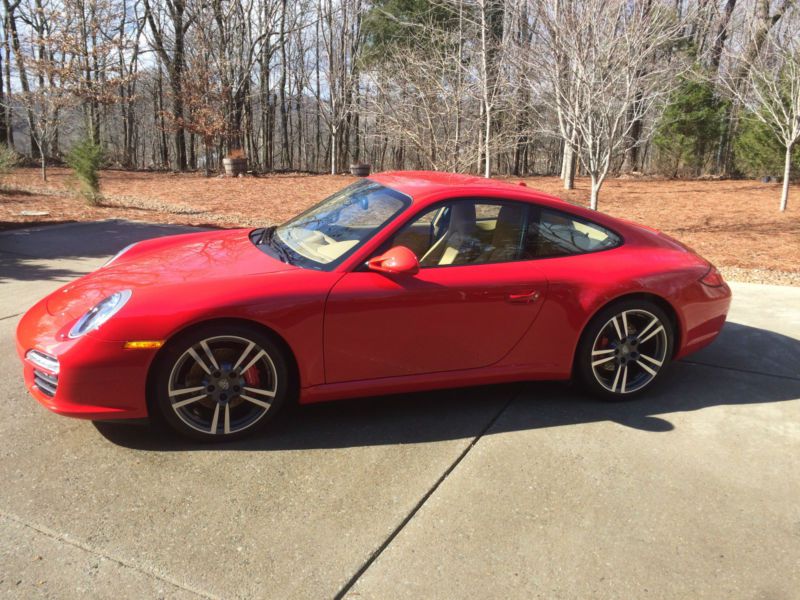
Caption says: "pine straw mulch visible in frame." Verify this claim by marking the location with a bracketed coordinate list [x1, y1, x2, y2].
[1, 168, 798, 286]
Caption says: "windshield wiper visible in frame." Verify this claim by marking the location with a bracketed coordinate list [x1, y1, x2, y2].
[253, 225, 290, 263]
[267, 228, 292, 264]
[255, 225, 276, 246]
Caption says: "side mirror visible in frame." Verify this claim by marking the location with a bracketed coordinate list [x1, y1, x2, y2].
[367, 246, 420, 276]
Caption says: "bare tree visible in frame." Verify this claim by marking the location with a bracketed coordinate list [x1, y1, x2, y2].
[363, 12, 476, 172]
[3, 0, 39, 155]
[472, 0, 506, 177]
[114, 0, 145, 167]
[721, 17, 800, 212]
[7, 0, 81, 180]
[0, 15, 7, 144]
[143, 0, 191, 170]
[317, 0, 363, 174]
[6, 0, 789, 188]
[528, 0, 689, 209]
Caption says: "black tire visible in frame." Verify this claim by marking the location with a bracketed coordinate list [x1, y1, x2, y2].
[152, 323, 291, 442]
[576, 299, 674, 401]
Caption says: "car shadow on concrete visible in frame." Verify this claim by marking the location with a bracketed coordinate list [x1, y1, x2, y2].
[0, 220, 213, 283]
[94, 322, 800, 452]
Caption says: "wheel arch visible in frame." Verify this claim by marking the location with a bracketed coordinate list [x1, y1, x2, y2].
[571, 291, 683, 377]
[144, 317, 301, 420]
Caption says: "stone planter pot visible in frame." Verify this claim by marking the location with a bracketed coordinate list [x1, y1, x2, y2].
[350, 163, 371, 177]
[223, 157, 248, 177]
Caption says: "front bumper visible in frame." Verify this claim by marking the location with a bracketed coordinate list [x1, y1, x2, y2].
[16, 297, 156, 420]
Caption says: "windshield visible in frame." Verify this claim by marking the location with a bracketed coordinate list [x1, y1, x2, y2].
[272, 180, 411, 269]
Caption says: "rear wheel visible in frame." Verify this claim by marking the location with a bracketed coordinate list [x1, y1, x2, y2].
[153, 324, 290, 441]
[576, 300, 673, 400]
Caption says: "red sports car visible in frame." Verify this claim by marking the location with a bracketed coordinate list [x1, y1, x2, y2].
[16, 172, 731, 441]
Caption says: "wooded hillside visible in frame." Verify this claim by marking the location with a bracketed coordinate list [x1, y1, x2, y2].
[1, 0, 799, 209]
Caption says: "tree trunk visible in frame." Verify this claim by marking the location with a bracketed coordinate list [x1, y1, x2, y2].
[353, 92, 360, 164]
[330, 127, 336, 175]
[0, 37, 5, 145]
[315, 16, 322, 171]
[156, 66, 169, 168]
[296, 93, 303, 167]
[188, 132, 196, 170]
[780, 142, 792, 212]
[563, 143, 576, 190]
[589, 175, 601, 210]
[279, 0, 290, 169]
[623, 98, 643, 173]
[483, 105, 491, 178]
[259, 48, 272, 171]
[716, 106, 734, 175]
[1, 18, 12, 147]
[172, 87, 186, 170]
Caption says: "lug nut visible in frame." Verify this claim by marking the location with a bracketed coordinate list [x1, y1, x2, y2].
[207, 385, 215, 392]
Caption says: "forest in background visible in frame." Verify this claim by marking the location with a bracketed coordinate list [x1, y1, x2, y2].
[1, 0, 799, 209]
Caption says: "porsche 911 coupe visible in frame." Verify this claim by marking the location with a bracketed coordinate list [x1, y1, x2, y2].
[16, 171, 731, 441]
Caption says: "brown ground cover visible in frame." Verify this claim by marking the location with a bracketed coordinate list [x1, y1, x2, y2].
[1, 167, 798, 285]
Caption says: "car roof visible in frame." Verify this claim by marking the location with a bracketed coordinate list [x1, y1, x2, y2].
[368, 170, 567, 207]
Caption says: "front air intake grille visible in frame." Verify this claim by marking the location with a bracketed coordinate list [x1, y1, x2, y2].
[26, 349, 60, 374]
[33, 369, 58, 397]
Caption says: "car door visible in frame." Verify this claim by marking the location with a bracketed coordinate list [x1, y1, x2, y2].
[323, 199, 549, 383]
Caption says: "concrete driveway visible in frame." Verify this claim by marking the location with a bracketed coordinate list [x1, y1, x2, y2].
[1, 220, 798, 600]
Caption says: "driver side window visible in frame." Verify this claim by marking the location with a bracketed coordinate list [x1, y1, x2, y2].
[389, 200, 528, 268]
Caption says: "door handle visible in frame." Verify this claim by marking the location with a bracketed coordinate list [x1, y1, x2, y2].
[507, 290, 540, 304]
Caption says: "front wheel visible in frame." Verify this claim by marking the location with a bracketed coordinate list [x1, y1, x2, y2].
[576, 300, 673, 400]
[153, 324, 291, 441]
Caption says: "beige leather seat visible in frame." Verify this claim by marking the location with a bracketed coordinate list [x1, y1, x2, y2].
[483, 204, 525, 262]
[420, 203, 480, 266]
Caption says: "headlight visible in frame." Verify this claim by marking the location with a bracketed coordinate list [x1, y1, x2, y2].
[103, 243, 137, 267]
[68, 290, 132, 339]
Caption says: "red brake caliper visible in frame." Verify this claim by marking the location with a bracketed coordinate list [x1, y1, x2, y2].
[243, 366, 260, 386]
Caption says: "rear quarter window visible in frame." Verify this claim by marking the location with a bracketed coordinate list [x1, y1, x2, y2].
[524, 208, 621, 259]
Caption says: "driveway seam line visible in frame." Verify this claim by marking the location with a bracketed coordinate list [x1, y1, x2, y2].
[680, 359, 800, 382]
[0, 510, 218, 600]
[332, 391, 518, 600]
[0, 312, 22, 321]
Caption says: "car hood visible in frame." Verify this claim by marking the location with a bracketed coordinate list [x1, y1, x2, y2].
[47, 229, 295, 318]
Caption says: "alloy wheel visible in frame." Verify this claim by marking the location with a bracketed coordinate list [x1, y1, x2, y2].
[167, 335, 278, 435]
[590, 309, 668, 394]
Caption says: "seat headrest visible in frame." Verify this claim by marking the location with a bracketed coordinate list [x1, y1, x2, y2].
[448, 203, 477, 233]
